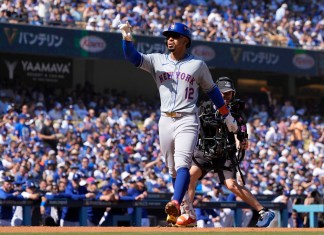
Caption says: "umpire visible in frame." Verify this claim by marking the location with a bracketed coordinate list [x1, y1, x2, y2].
[176, 77, 275, 227]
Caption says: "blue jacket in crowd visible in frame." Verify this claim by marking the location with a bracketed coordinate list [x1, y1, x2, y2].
[0, 188, 24, 220]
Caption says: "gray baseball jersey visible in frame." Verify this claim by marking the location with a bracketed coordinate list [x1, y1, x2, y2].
[138, 52, 216, 176]
[139, 53, 215, 113]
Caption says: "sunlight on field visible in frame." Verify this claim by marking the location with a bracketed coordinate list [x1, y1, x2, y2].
[1, 231, 324, 235]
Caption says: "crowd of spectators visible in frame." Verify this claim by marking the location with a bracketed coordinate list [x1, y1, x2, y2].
[0, 0, 323, 50]
[0, 81, 323, 227]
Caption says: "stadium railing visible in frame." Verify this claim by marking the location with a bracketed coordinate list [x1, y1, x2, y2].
[293, 204, 324, 228]
[0, 199, 289, 227]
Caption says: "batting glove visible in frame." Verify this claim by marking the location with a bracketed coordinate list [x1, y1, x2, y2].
[118, 21, 133, 41]
[224, 113, 238, 133]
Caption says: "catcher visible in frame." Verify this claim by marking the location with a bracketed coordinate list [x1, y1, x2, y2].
[174, 77, 275, 227]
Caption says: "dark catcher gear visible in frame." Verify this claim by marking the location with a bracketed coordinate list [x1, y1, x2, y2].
[194, 99, 248, 183]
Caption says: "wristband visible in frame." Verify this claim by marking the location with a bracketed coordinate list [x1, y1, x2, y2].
[219, 105, 229, 116]
[40, 201, 46, 207]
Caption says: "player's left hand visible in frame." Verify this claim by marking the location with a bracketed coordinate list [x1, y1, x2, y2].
[118, 21, 133, 41]
[224, 113, 238, 133]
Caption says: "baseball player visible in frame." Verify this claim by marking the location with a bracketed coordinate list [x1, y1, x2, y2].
[119, 22, 238, 223]
[60, 173, 95, 226]
[0, 176, 24, 226]
[11, 180, 40, 226]
[175, 77, 275, 227]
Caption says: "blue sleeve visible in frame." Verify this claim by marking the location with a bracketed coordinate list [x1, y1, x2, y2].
[122, 40, 142, 67]
[207, 86, 225, 109]
[95, 193, 102, 200]
[65, 186, 86, 200]
[0, 190, 24, 200]
[45, 206, 51, 215]
[125, 164, 130, 173]
[127, 188, 140, 197]
[226, 193, 236, 202]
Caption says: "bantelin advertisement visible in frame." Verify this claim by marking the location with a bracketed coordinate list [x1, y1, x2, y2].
[0, 53, 73, 86]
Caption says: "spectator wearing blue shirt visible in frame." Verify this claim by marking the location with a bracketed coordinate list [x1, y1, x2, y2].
[28, 163, 44, 181]
[14, 165, 29, 183]
[14, 114, 30, 141]
[117, 135, 128, 150]
[79, 157, 93, 178]
[60, 173, 95, 226]
[124, 156, 140, 174]
[53, 163, 66, 183]
[0, 130, 10, 145]
[0, 176, 24, 226]
[43, 158, 56, 179]
[127, 180, 140, 197]
[107, 169, 122, 186]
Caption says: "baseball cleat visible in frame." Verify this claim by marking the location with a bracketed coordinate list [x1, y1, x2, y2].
[175, 214, 197, 227]
[166, 214, 177, 225]
[256, 210, 275, 227]
[165, 200, 180, 217]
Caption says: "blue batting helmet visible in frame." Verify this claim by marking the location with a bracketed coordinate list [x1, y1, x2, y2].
[163, 22, 192, 48]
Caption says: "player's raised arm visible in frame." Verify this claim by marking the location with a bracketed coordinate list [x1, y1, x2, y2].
[119, 21, 142, 67]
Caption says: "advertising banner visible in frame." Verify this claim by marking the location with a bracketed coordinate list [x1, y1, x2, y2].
[0, 23, 320, 76]
[121, 35, 320, 76]
[0, 53, 73, 86]
[0, 23, 122, 59]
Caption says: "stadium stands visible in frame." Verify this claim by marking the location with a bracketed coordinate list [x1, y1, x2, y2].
[0, 0, 323, 50]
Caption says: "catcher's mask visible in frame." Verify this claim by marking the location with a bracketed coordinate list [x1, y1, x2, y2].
[216, 77, 236, 97]
[163, 22, 192, 48]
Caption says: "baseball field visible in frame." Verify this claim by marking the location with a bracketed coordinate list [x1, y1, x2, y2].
[0, 227, 323, 235]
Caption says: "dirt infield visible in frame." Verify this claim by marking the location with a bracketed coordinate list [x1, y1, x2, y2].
[0, 227, 322, 233]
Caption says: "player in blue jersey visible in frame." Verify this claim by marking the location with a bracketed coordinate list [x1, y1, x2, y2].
[0, 176, 24, 226]
[60, 173, 95, 226]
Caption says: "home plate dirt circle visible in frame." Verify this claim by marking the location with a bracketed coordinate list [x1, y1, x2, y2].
[0, 227, 322, 233]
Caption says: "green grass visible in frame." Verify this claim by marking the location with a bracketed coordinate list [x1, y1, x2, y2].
[1, 233, 323, 235]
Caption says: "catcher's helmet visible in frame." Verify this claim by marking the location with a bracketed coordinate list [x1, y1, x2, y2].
[163, 22, 192, 48]
[216, 77, 236, 95]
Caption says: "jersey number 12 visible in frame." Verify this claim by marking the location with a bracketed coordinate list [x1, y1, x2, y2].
[185, 87, 194, 100]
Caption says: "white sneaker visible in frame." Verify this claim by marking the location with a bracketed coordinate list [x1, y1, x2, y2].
[256, 210, 275, 227]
